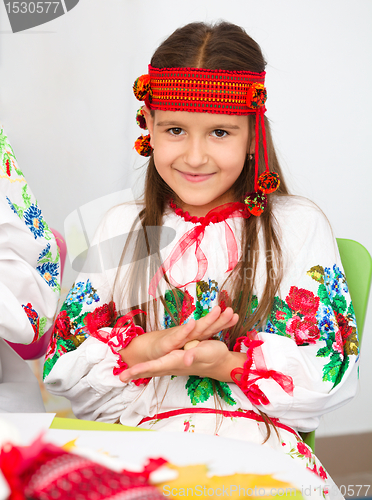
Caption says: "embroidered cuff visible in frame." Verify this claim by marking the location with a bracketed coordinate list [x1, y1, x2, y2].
[231, 337, 268, 405]
[231, 335, 294, 406]
[88, 311, 151, 386]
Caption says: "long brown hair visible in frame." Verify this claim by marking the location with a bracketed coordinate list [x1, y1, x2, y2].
[114, 22, 290, 440]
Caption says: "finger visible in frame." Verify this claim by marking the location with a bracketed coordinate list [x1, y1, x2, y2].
[192, 307, 238, 339]
[189, 306, 222, 335]
[120, 350, 185, 382]
[119, 360, 155, 382]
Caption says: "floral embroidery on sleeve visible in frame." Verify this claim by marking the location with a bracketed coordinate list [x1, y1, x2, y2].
[307, 264, 358, 387]
[265, 264, 358, 388]
[0, 127, 24, 179]
[6, 184, 54, 240]
[22, 302, 48, 343]
[36, 243, 60, 292]
[194, 279, 218, 319]
[163, 289, 195, 328]
[43, 279, 101, 378]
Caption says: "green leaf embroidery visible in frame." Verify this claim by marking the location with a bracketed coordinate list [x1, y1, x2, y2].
[316, 346, 332, 358]
[186, 376, 214, 405]
[39, 317, 48, 339]
[62, 300, 83, 319]
[331, 295, 347, 315]
[215, 381, 235, 406]
[333, 355, 350, 388]
[194, 301, 204, 320]
[21, 184, 31, 208]
[322, 352, 342, 383]
[317, 284, 331, 306]
[346, 301, 356, 318]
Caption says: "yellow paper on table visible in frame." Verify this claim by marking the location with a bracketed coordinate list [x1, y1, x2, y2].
[155, 464, 304, 499]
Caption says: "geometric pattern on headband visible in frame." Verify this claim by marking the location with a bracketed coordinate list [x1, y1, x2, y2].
[148, 65, 266, 115]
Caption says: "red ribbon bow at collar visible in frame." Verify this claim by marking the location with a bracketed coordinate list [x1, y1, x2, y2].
[148, 201, 250, 298]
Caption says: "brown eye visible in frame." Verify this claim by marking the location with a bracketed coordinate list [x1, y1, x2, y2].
[213, 129, 228, 138]
[169, 128, 183, 135]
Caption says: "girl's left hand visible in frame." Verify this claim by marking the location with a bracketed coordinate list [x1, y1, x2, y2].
[119, 340, 245, 383]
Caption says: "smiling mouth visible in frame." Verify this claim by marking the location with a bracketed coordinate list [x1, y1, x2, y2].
[177, 170, 216, 182]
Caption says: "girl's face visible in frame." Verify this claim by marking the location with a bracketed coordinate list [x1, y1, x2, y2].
[144, 108, 252, 217]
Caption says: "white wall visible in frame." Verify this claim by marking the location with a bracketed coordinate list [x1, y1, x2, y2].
[0, 0, 371, 436]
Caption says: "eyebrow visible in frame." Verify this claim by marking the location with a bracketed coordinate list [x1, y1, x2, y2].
[156, 120, 241, 130]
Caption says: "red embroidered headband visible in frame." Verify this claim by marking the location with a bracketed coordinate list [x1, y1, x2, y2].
[133, 65, 280, 216]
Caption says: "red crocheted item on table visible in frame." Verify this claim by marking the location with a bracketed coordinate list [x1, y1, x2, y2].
[0, 439, 166, 500]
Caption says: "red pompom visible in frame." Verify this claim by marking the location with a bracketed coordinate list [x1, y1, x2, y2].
[246, 83, 267, 109]
[134, 134, 153, 157]
[133, 74, 152, 101]
[257, 171, 280, 194]
[244, 191, 267, 216]
[135, 107, 147, 130]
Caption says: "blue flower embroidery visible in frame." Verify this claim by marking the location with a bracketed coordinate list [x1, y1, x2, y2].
[324, 265, 348, 299]
[265, 320, 277, 334]
[24, 204, 44, 239]
[38, 243, 51, 260]
[6, 196, 18, 215]
[316, 303, 335, 336]
[37, 262, 59, 287]
[86, 293, 100, 305]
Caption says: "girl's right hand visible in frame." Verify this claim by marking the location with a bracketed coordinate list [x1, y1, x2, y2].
[119, 306, 238, 368]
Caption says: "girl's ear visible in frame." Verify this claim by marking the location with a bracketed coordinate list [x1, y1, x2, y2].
[247, 134, 255, 155]
[142, 106, 154, 147]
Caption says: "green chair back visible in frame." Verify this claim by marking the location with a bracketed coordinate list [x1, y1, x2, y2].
[336, 238, 372, 341]
[301, 238, 372, 452]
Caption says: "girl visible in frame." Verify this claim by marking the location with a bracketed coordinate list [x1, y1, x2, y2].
[43, 22, 358, 492]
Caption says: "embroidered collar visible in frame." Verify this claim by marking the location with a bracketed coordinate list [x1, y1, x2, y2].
[148, 200, 249, 298]
[169, 199, 250, 227]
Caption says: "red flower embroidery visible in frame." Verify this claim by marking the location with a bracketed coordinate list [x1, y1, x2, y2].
[180, 290, 195, 324]
[297, 442, 312, 458]
[22, 303, 39, 343]
[286, 316, 320, 345]
[46, 336, 57, 360]
[184, 421, 190, 432]
[5, 158, 11, 176]
[333, 329, 343, 353]
[54, 310, 72, 340]
[319, 466, 327, 480]
[286, 286, 320, 316]
[85, 302, 117, 334]
[275, 310, 286, 321]
[307, 463, 327, 480]
[46, 310, 72, 360]
[219, 290, 230, 312]
[335, 312, 353, 344]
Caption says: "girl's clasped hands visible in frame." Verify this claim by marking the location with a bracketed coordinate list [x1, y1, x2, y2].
[119, 306, 244, 383]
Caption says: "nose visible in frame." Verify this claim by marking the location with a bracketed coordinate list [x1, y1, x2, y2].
[183, 136, 208, 169]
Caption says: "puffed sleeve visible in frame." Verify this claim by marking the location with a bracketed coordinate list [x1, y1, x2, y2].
[232, 197, 359, 432]
[43, 203, 149, 423]
[0, 124, 60, 344]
